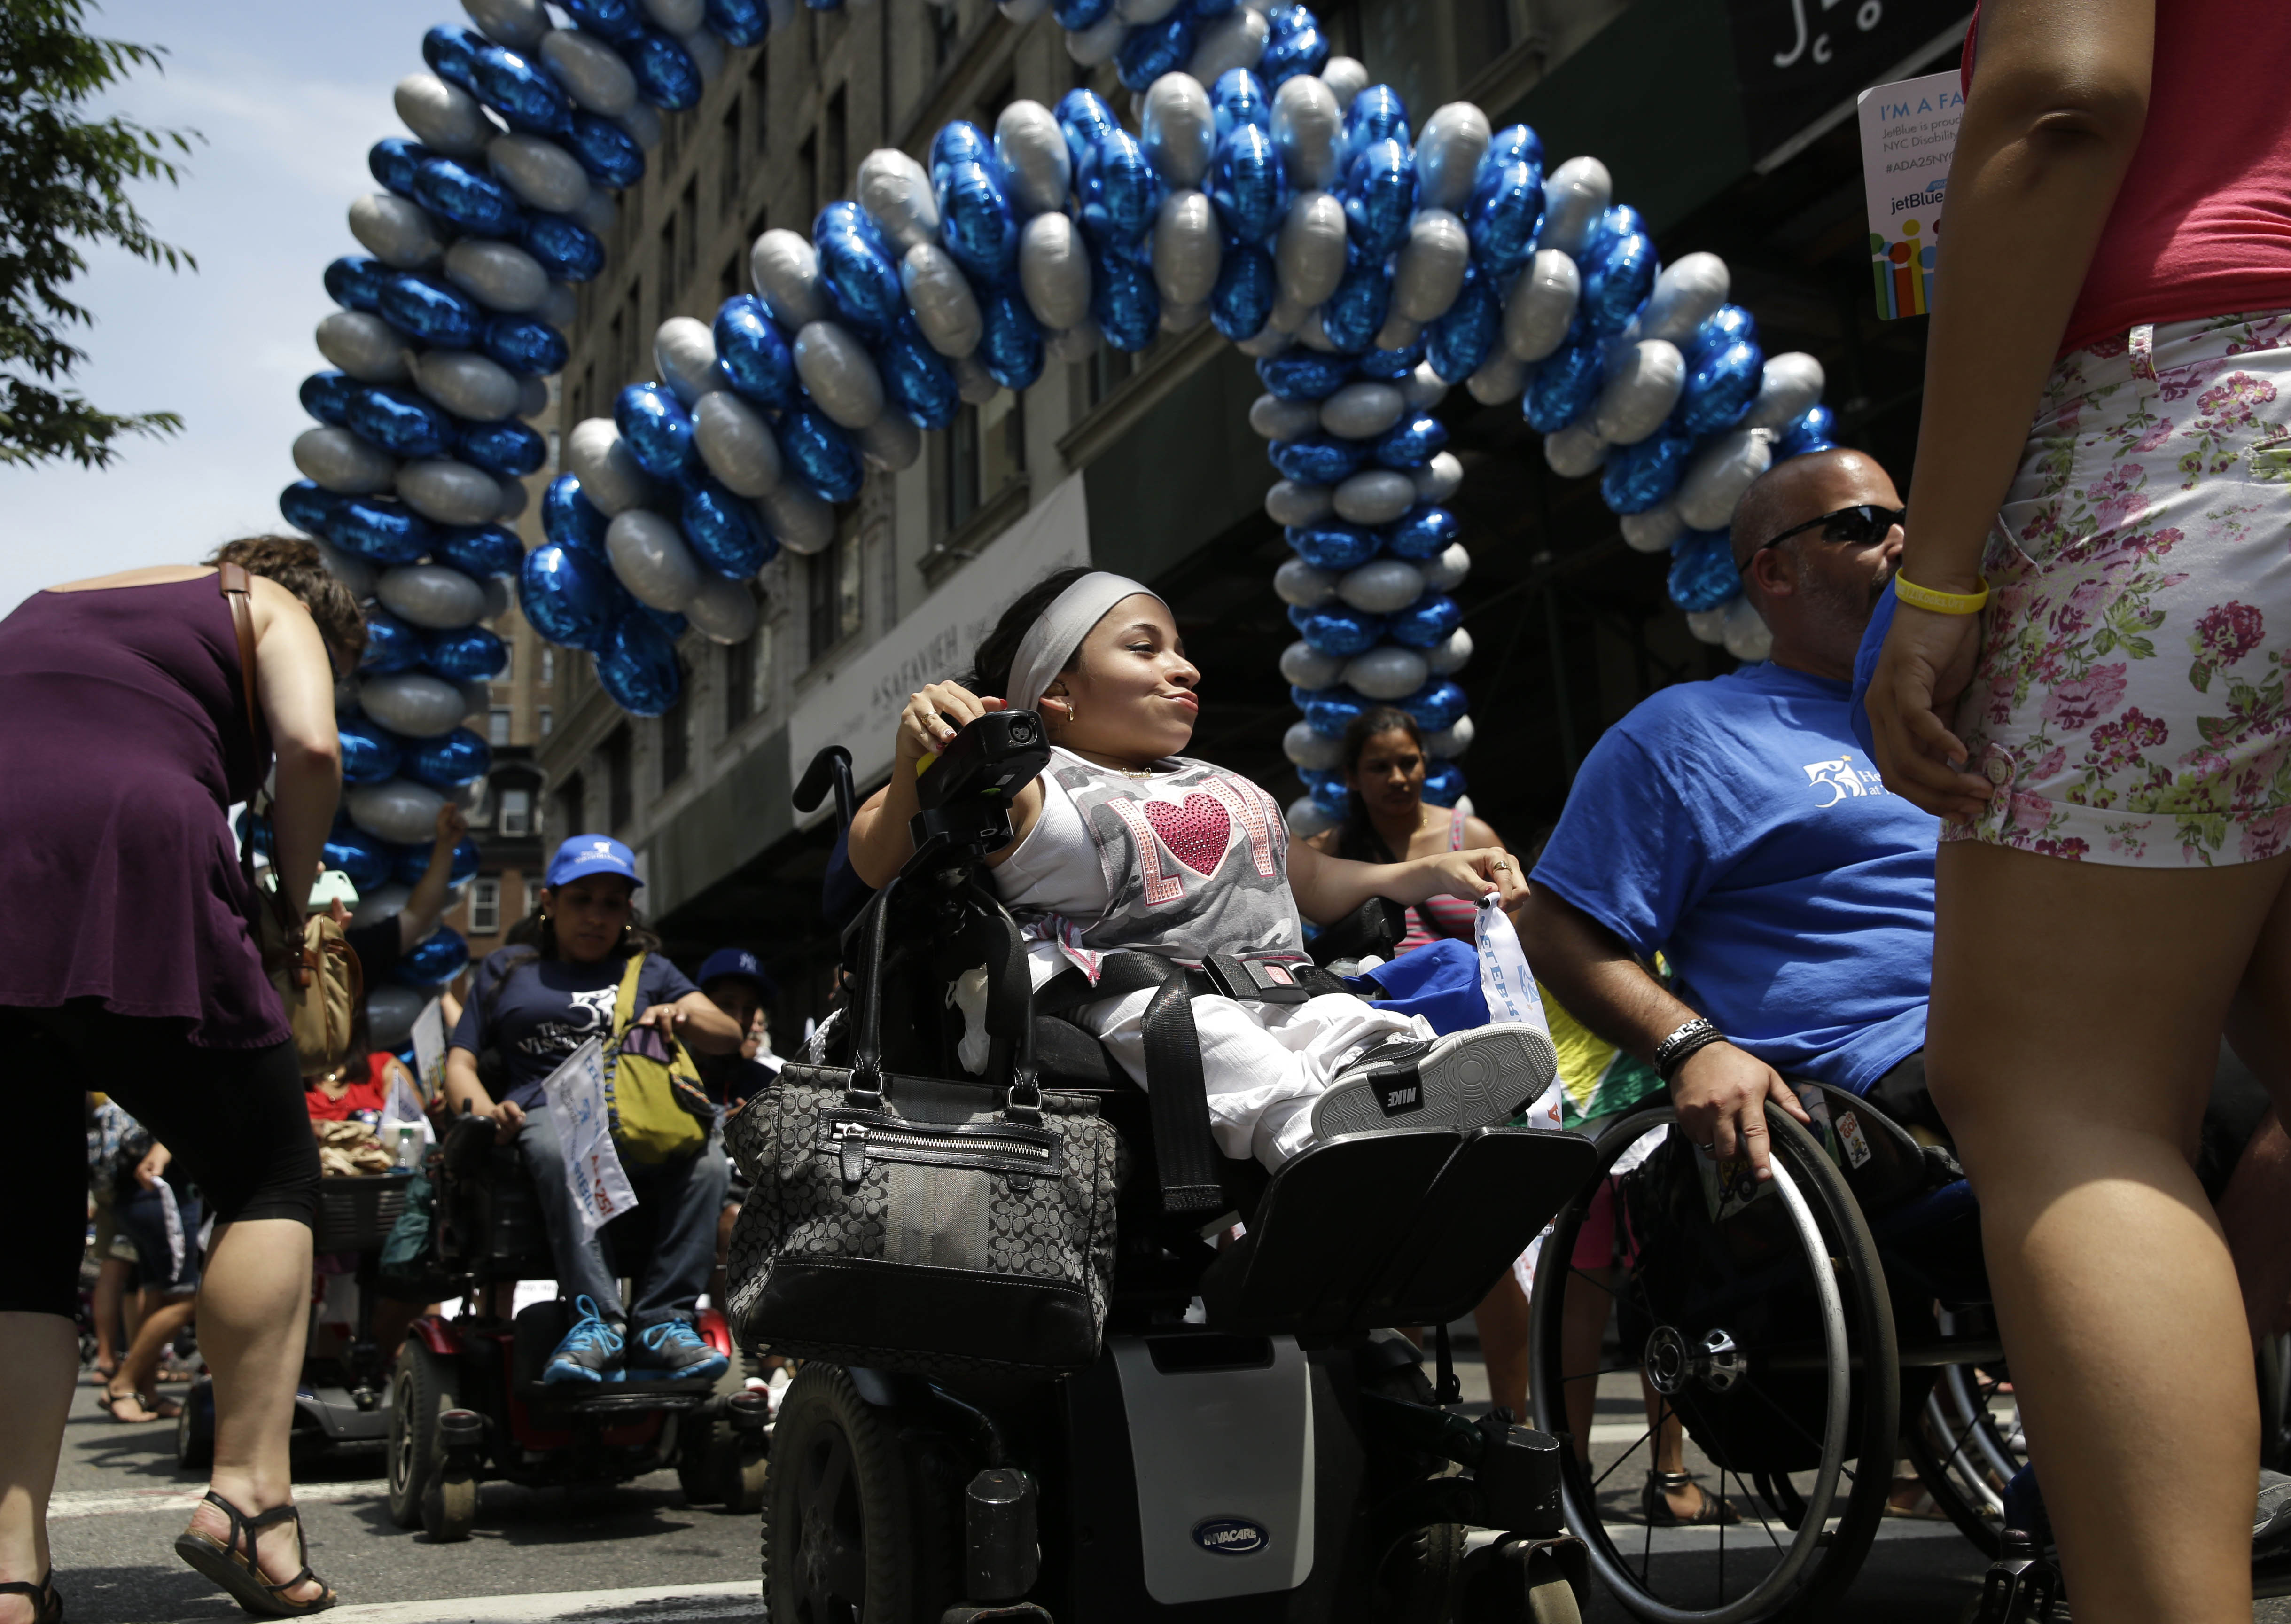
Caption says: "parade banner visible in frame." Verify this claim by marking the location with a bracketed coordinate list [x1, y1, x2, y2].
[540, 1038, 638, 1240]
[1858, 67, 1965, 318]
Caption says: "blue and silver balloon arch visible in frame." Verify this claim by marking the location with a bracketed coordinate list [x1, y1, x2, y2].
[281, 0, 1838, 866]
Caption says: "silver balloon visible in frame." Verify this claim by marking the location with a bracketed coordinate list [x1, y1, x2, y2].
[294, 426, 398, 495]
[1684, 606, 1730, 645]
[994, 101, 1071, 218]
[1337, 558, 1426, 613]
[1502, 249, 1580, 362]
[1286, 794, 1339, 841]
[1620, 503, 1685, 554]
[1265, 294, 1308, 335]
[607, 508, 703, 611]
[1239, 325, 1295, 358]
[1332, 468, 1416, 525]
[1151, 189, 1221, 307]
[565, 418, 660, 516]
[1271, 76, 1342, 190]
[1045, 321, 1101, 363]
[1538, 156, 1613, 256]
[793, 321, 886, 430]
[857, 148, 940, 253]
[1275, 190, 1347, 311]
[1722, 595, 1774, 662]
[348, 777, 448, 843]
[1743, 351, 1827, 430]
[1425, 714, 1475, 758]
[458, 678, 491, 723]
[1320, 56, 1368, 111]
[1018, 212, 1092, 334]
[1065, 12, 1125, 66]
[686, 573, 760, 644]
[539, 28, 636, 115]
[1542, 423, 1606, 478]
[693, 391, 783, 496]
[1637, 252, 1730, 347]
[394, 72, 493, 158]
[492, 473, 528, 521]
[901, 243, 983, 358]
[483, 575, 512, 620]
[1413, 451, 1464, 505]
[1423, 625, 1473, 675]
[1188, 8, 1269, 86]
[1415, 103, 1492, 213]
[359, 674, 467, 739]
[1273, 557, 1337, 608]
[1420, 541, 1471, 593]
[349, 194, 444, 269]
[486, 132, 588, 212]
[571, 187, 617, 242]
[679, 27, 725, 84]
[1403, 360, 1450, 411]
[352, 883, 413, 932]
[756, 482, 836, 555]
[315, 311, 411, 384]
[1283, 719, 1344, 771]
[950, 352, 999, 406]
[398, 459, 508, 526]
[1295, 309, 1343, 351]
[377, 563, 489, 629]
[858, 412, 921, 472]
[443, 238, 548, 312]
[1343, 643, 1431, 699]
[1264, 478, 1333, 527]
[315, 540, 376, 599]
[1162, 299, 1209, 333]
[1391, 209, 1470, 326]
[463, 0, 548, 48]
[1141, 74, 1214, 187]
[644, 0, 704, 29]
[516, 372, 551, 418]
[1278, 639, 1346, 689]
[1117, 0, 1183, 21]
[1318, 381, 1405, 439]
[1676, 429, 1774, 532]
[1250, 392, 1320, 440]
[655, 316, 726, 405]
[750, 229, 828, 328]
[364, 981, 428, 1049]
[998, 0, 1052, 19]
[1465, 350, 1528, 405]
[1592, 339, 1685, 445]
[616, 101, 663, 151]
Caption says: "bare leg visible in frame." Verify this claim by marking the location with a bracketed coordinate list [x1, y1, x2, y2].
[1555, 1264, 1610, 1464]
[1927, 841, 2291, 1624]
[1474, 1270, 1531, 1420]
[2216, 1111, 2291, 1342]
[91, 1257, 129, 1377]
[0, 1313, 78, 1624]
[105, 1296, 195, 1421]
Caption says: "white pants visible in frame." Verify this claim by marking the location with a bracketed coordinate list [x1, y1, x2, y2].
[1076, 988, 1431, 1168]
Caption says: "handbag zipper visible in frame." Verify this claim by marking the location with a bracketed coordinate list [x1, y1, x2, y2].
[824, 1116, 1057, 1188]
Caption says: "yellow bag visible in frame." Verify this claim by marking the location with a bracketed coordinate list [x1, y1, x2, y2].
[603, 952, 713, 1165]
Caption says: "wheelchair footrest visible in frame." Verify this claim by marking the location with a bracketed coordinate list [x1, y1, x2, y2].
[940, 1607, 1053, 1624]
[520, 1384, 715, 1417]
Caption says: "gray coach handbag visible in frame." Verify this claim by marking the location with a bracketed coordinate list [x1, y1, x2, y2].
[723, 889, 1122, 1376]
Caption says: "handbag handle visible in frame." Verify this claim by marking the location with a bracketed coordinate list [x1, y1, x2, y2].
[218, 564, 307, 982]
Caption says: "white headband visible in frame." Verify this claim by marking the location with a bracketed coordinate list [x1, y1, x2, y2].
[1005, 571, 1162, 712]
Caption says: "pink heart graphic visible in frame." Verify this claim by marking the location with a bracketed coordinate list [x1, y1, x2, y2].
[1144, 794, 1232, 876]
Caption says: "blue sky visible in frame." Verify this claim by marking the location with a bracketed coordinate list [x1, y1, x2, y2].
[0, 1, 446, 615]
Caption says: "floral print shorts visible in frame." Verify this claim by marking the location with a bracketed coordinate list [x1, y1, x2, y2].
[1950, 311, 2291, 867]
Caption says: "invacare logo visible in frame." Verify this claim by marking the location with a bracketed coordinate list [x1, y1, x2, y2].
[1192, 1517, 1269, 1555]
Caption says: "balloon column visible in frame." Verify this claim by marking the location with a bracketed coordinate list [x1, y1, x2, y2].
[282, 0, 1836, 845]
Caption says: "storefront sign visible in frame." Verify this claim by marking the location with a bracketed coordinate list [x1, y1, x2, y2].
[1857, 67, 1964, 318]
[788, 472, 1091, 803]
[1726, 0, 1968, 162]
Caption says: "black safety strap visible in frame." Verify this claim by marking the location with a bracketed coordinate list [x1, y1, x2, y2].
[1039, 955, 1223, 1217]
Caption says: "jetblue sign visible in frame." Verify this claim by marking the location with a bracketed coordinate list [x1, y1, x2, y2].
[1192, 1517, 1270, 1556]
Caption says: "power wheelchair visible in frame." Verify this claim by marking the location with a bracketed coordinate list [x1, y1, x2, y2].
[737, 718, 1603, 1624]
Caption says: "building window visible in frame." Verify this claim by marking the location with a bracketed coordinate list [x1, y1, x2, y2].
[538, 705, 554, 736]
[678, 178, 699, 286]
[807, 515, 863, 662]
[932, 2, 959, 66]
[661, 674, 691, 785]
[488, 707, 513, 747]
[555, 772, 584, 841]
[748, 53, 770, 153]
[824, 88, 846, 204]
[606, 728, 633, 831]
[470, 877, 501, 935]
[720, 99, 742, 213]
[798, 134, 817, 227]
[943, 389, 1026, 534]
[499, 641, 514, 682]
[725, 612, 768, 730]
[500, 787, 532, 836]
[658, 217, 678, 309]
[539, 648, 554, 685]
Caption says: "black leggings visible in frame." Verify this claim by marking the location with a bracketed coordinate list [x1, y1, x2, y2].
[2, 1002, 319, 1319]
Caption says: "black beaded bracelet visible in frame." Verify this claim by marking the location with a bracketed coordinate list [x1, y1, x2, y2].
[1653, 1017, 1726, 1084]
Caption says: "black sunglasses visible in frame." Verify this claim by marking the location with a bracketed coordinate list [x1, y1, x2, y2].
[1739, 504, 1905, 572]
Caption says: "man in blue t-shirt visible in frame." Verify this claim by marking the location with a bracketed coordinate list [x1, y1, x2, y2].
[1522, 449, 1936, 1179]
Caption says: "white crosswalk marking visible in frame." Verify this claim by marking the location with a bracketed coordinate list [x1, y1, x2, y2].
[323, 1581, 759, 1623]
[44, 1479, 386, 1521]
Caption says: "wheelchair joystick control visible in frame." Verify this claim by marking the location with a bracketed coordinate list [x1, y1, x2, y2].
[963, 1468, 1041, 1605]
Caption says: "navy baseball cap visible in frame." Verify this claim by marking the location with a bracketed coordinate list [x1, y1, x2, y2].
[698, 947, 775, 998]
[546, 834, 642, 889]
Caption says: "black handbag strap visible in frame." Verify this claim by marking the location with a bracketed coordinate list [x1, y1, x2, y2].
[845, 878, 898, 1109]
[1040, 954, 1223, 1217]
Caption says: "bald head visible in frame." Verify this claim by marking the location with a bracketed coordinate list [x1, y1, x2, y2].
[1730, 448, 1894, 571]
[1725, 446, 1905, 683]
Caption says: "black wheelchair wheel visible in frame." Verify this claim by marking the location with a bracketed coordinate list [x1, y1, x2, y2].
[1527, 1103, 1899, 1623]
[763, 1364, 929, 1624]
[387, 1342, 458, 1532]
[1901, 1307, 2025, 1561]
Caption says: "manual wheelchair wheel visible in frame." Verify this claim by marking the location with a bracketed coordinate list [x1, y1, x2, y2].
[1527, 1103, 1899, 1623]
[1901, 1306, 2026, 1561]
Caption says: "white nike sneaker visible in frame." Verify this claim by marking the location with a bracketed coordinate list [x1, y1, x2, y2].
[1307, 1022, 1559, 1143]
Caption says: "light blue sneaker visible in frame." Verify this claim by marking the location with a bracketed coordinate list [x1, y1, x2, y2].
[542, 1296, 625, 1385]
[626, 1319, 730, 1383]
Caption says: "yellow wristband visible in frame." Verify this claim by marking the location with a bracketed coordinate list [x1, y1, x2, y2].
[1894, 572, 1990, 615]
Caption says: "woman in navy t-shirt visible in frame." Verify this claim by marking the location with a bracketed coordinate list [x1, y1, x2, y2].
[444, 835, 743, 1386]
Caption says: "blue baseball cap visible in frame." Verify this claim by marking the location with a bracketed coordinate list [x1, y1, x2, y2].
[698, 947, 775, 998]
[546, 833, 642, 889]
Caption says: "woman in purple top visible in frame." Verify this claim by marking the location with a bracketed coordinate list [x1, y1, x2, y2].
[0, 538, 363, 1624]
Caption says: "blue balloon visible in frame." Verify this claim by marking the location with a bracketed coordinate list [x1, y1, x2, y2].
[1303, 686, 1368, 738]
[1257, 350, 1351, 401]
[395, 927, 472, 989]
[1521, 331, 1604, 433]
[1289, 603, 1384, 657]
[778, 405, 863, 503]
[622, 27, 701, 110]
[1581, 230, 1658, 336]
[435, 523, 525, 577]
[329, 498, 435, 564]
[1319, 253, 1390, 353]
[615, 383, 697, 481]
[1420, 761, 1467, 806]
[643, 604, 689, 640]
[714, 296, 797, 408]
[379, 272, 482, 349]
[1257, 12, 1329, 86]
[1306, 771, 1350, 814]
[1387, 596, 1463, 650]
[680, 477, 775, 577]
[1689, 304, 1757, 364]
[595, 612, 682, 717]
[361, 606, 426, 673]
[1341, 85, 1410, 169]
[1353, 339, 1424, 382]
[558, 0, 644, 41]
[1668, 530, 1742, 613]
[704, 0, 770, 47]
[541, 475, 609, 555]
[324, 828, 396, 890]
[1466, 158, 1543, 276]
[1382, 504, 1458, 560]
[1401, 679, 1468, 731]
[879, 318, 959, 429]
[1209, 241, 1275, 341]
[935, 160, 1018, 287]
[1424, 269, 1500, 383]
[1677, 339, 1765, 436]
[368, 137, 431, 197]
[1599, 427, 1696, 514]
[1051, 0, 1114, 31]
[814, 202, 906, 337]
[336, 719, 404, 788]
[565, 111, 646, 188]
[346, 384, 454, 459]
[469, 41, 572, 137]
[1340, 138, 1417, 260]
[280, 480, 343, 537]
[1371, 412, 1449, 470]
[1777, 403, 1836, 460]
[459, 416, 548, 477]
[1117, 11, 1197, 91]
[1078, 132, 1162, 249]
[300, 371, 355, 427]
[522, 213, 606, 281]
[520, 540, 627, 650]
[1268, 433, 1364, 485]
[414, 156, 525, 238]
[929, 121, 999, 190]
[483, 314, 569, 375]
[1286, 521, 1379, 571]
[391, 833, 482, 889]
[324, 254, 387, 313]
[425, 624, 509, 681]
[408, 726, 493, 787]
[977, 287, 1044, 391]
[420, 25, 484, 95]
[1210, 125, 1287, 244]
[1210, 70, 1271, 141]
[1485, 123, 1542, 172]
[1054, 89, 1120, 181]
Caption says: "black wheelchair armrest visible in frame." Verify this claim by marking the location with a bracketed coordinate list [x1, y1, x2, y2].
[1308, 897, 1410, 968]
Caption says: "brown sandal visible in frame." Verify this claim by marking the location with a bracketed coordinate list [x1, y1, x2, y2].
[1641, 1468, 1742, 1526]
[0, 1575, 62, 1624]
[95, 1387, 159, 1425]
[173, 1491, 337, 1617]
